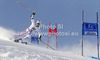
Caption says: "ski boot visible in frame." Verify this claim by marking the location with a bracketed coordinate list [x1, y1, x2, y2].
[14, 38, 22, 43]
[21, 42, 27, 45]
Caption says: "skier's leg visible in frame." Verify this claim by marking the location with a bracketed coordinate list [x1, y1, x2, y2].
[36, 37, 39, 44]
[21, 34, 31, 44]
[31, 36, 35, 43]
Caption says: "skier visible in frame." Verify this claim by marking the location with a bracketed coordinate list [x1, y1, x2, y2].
[14, 11, 41, 44]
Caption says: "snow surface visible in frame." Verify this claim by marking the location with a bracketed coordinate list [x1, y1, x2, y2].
[0, 40, 94, 60]
[0, 26, 95, 60]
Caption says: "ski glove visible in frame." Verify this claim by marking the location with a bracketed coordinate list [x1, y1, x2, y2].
[30, 11, 36, 19]
[33, 11, 36, 15]
[38, 36, 41, 41]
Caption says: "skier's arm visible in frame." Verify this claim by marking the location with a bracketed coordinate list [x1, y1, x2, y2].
[30, 12, 36, 29]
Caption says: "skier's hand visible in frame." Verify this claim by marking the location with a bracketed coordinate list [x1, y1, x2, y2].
[30, 11, 36, 19]
[38, 36, 41, 41]
[33, 11, 36, 15]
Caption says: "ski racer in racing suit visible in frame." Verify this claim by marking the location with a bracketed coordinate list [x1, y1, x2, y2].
[14, 11, 41, 44]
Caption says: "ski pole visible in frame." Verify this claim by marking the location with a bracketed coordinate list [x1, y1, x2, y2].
[17, 1, 34, 12]
[40, 40, 55, 50]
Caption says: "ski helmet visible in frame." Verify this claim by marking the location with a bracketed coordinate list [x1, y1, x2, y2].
[36, 20, 41, 25]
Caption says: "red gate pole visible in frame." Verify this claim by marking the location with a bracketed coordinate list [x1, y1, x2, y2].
[55, 23, 58, 49]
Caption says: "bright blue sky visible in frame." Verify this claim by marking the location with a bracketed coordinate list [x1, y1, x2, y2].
[0, 0, 100, 48]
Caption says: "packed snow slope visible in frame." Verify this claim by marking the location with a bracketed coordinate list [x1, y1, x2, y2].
[0, 39, 94, 60]
[0, 26, 94, 60]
